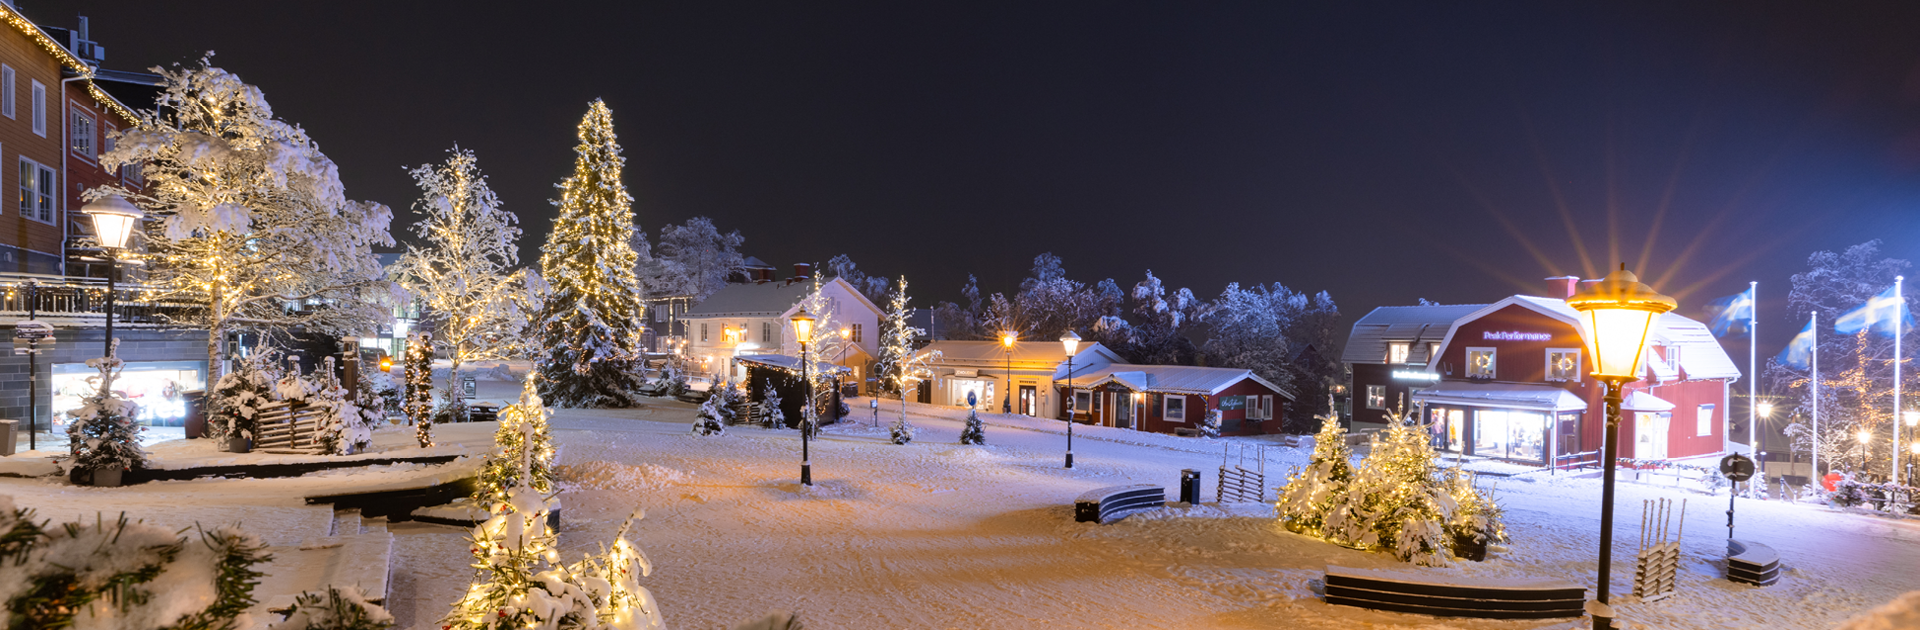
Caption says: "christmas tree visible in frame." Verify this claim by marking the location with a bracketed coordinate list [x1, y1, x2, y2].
[438, 488, 662, 630]
[66, 350, 145, 476]
[875, 277, 936, 445]
[758, 386, 786, 429]
[693, 395, 727, 437]
[1276, 401, 1353, 536]
[475, 373, 556, 510]
[959, 408, 985, 445]
[405, 333, 436, 447]
[536, 100, 649, 408]
[210, 347, 284, 444]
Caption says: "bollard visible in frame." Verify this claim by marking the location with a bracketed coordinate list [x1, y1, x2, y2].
[1180, 468, 1201, 505]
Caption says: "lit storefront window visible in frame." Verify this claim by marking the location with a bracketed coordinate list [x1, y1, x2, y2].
[53, 361, 205, 428]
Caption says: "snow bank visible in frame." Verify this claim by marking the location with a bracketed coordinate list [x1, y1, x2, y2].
[1835, 591, 1920, 630]
[557, 461, 689, 492]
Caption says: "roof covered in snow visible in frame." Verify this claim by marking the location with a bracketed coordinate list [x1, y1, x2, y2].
[1648, 312, 1743, 381]
[1341, 303, 1487, 365]
[684, 277, 880, 319]
[1410, 381, 1588, 411]
[735, 353, 851, 374]
[1069, 364, 1293, 399]
[918, 340, 1123, 368]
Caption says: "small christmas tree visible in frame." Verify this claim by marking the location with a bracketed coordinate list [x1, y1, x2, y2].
[959, 408, 985, 445]
[889, 417, 916, 445]
[692, 397, 727, 437]
[1276, 401, 1353, 536]
[758, 385, 786, 429]
[211, 347, 284, 444]
[405, 333, 435, 447]
[66, 351, 145, 477]
[438, 488, 663, 630]
[311, 358, 373, 456]
[1198, 408, 1223, 438]
[475, 373, 555, 511]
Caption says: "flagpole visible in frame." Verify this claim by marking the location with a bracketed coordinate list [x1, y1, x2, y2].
[1750, 281, 1758, 456]
[1812, 312, 1820, 484]
[1894, 276, 1903, 481]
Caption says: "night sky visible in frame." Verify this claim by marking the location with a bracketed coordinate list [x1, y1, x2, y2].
[35, 1, 1920, 356]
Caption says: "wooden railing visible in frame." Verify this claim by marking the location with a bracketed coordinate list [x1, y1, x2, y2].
[253, 401, 330, 453]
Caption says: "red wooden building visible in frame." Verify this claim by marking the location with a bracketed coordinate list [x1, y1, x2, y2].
[1057, 364, 1293, 436]
[1346, 280, 1739, 465]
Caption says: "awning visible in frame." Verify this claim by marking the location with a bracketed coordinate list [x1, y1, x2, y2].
[1411, 382, 1588, 412]
[735, 354, 851, 375]
[1621, 391, 1674, 413]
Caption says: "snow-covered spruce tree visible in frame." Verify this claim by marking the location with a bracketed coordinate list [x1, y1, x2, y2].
[692, 395, 727, 437]
[876, 276, 937, 444]
[93, 56, 395, 397]
[391, 147, 542, 420]
[0, 497, 272, 630]
[406, 333, 436, 447]
[1198, 408, 1223, 439]
[648, 217, 745, 302]
[475, 373, 556, 511]
[536, 100, 649, 409]
[66, 352, 146, 476]
[210, 346, 284, 443]
[304, 358, 373, 456]
[758, 386, 786, 429]
[959, 408, 985, 445]
[269, 586, 395, 630]
[439, 489, 662, 630]
[1277, 403, 1353, 536]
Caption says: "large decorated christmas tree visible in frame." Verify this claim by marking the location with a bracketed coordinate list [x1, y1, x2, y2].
[536, 99, 649, 408]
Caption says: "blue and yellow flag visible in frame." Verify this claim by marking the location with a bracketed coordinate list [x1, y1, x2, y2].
[1834, 284, 1908, 337]
[1778, 316, 1816, 369]
[1705, 286, 1755, 337]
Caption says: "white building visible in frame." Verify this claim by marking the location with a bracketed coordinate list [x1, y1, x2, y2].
[681, 266, 882, 391]
[913, 340, 1125, 418]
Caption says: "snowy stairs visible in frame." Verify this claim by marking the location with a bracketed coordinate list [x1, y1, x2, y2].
[248, 509, 395, 628]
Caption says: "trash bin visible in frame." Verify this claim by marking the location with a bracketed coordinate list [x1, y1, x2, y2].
[182, 390, 207, 439]
[1180, 468, 1202, 505]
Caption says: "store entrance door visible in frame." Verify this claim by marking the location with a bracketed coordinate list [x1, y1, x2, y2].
[1636, 412, 1670, 459]
[1019, 386, 1036, 415]
[1116, 393, 1133, 429]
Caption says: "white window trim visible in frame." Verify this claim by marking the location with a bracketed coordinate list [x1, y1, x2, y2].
[18, 156, 53, 225]
[29, 80, 45, 137]
[1387, 342, 1410, 364]
[1, 65, 14, 119]
[1466, 346, 1497, 379]
[68, 103, 95, 164]
[1164, 395, 1186, 420]
[1365, 384, 1386, 410]
[1697, 404, 1714, 437]
[1545, 348, 1581, 383]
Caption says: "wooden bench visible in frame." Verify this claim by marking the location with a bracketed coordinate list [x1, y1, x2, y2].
[1324, 565, 1586, 619]
[1074, 484, 1165, 524]
[1174, 427, 1201, 437]
[1726, 539, 1781, 586]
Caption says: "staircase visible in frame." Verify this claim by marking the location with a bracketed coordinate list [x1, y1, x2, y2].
[248, 508, 395, 627]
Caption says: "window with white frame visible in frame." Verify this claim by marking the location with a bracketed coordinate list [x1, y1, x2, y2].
[29, 80, 44, 136]
[762, 322, 771, 343]
[1466, 347, 1496, 379]
[1365, 385, 1386, 410]
[1164, 396, 1185, 421]
[1697, 404, 1714, 437]
[1, 65, 14, 119]
[1247, 394, 1274, 420]
[1546, 348, 1581, 382]
[70, 109, 93, 159]
[1073, 390, 1091, 413]
[18, 158, 52, 223]
[701, 323, 708, 342]
[1387, 342, 1410, 364]
[103, 124, 117, 171]
[851, 323, 862, 342]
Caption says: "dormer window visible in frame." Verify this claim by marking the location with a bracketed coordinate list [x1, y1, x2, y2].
[1466, 347, 1496, 379]
[1546, 349, 1580, 382]
[1387, 342, 1410, 364]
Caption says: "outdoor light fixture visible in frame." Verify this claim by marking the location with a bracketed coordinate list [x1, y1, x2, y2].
[792, 308, 816, 486]
[1061, 330, 1081, 469]
[1859, 430, 1872, 444]
[82, 195, 146, 359]
[1564, 264, 1675, 630]
[1906, 410, 1919, 427]
[1002, 331, 1017, 414]
[379, 356, 394, 372]
[1758, 402, 1775, 418]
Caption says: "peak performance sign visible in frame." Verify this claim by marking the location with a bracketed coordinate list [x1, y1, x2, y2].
[1483, 331, 1551, 342]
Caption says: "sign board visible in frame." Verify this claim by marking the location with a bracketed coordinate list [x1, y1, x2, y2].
[1217, 395, 1245, 410]
[461, 376, 477, 399]
[1719, 453, 1756, 482]
[12, 320, 52, 355]
[966, 391, 977, 408]
[954, 369, 978, 378]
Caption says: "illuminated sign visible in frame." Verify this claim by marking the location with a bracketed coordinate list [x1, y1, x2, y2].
[1482, 331, 1552, 342]
[1392, 370, 1439, 381]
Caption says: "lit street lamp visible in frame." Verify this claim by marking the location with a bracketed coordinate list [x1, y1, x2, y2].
[1061, 330, 1080, 469]
[1858, 429, 1872, 475]
[1002, 332, 1017, 414]
[1566, 264, 1675, 630]
[792, 309, 816, 486]
[83, 195, 144, 359]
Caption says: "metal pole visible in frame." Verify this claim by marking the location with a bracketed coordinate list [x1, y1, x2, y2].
[1004, 348, 1012, 414]
[1593, 378, 1626, 630]
[801, 340, 812, 486]
[1065, 354, 1075, 469]
[1812, 312, 1820, 481]
[1894, 277, 1902, 481]
[25, 282, 35, 451]
[104, 251, 116, 359]
[1750, 281, 1757, 455]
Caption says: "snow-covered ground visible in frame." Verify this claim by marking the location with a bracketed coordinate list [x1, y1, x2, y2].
[2, 396, 1916, 629]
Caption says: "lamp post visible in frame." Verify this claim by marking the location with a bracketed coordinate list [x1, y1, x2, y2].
[1906, 411, 1920, 484]
[1002, 332, 1016, 414]
[838, 325, 851, 403]
[1858, 430, 1872, 476]
[1061, 331, 1080, 469]
[792, 308, 816, 486]
[1566, 264, 1675, 630]
[83, 196, 143, 360]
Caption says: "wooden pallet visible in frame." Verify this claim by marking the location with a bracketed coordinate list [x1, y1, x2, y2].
[253, 401, 330, 453]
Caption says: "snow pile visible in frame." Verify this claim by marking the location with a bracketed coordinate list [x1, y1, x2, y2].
[1834, 591, 1920, 630]
[558, 461, 689, 492]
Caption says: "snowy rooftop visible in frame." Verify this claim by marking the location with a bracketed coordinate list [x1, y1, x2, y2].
[1341, 303, 1487, 365]
[683, 281, 816, 318]
[918, 340, 1120, 368]
[1070, 364, 1292, 399]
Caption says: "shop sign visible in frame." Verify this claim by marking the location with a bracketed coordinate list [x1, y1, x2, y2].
[1392, 370, 1439, 381]
[1482, 330, 1552, 342]
[1217, 395, 1245, 410]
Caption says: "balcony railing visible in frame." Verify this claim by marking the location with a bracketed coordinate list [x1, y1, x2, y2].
[0, 272, 196, 326]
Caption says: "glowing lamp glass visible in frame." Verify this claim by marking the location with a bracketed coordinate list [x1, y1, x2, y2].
[1906, 410, 1919, 427]
[790, 309, 815, 344]
[82, 195, 144, 250]
[1565, 266, 1677, 382]
[1758, 402, 1775, 418]
[1002, 332, 1016, 349]
[1059, 330, 1081, 357]
[1857, 430, 1872, 445]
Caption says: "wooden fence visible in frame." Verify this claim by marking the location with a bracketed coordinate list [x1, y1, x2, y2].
[253, 401, 330, 453]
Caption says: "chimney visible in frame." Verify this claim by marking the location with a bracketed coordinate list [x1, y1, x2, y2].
[1544, 276, 1580, 299]
[793, 263, 812, 281]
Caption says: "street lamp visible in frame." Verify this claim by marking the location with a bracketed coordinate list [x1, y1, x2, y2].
[837, 325, 851, 401]
[1061, 330, 1081, 469]
[83, 195, 144, 359]
[1002, 332, 1017, 414]
[1858, 429, 1872, 475]
[1565, 264, 1675, 630]
[792, 308, 816, 486]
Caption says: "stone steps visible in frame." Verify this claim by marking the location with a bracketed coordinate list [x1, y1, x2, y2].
[250, 510, 395, 629]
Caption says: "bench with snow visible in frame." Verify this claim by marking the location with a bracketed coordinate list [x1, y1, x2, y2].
[1323, 565, 1587, 620]
[1726, 539, 1781, 586]
[1074, 484, 1166, 524]
[1174, 427, 1201, 437]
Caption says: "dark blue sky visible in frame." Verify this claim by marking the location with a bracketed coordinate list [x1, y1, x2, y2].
[38, 1, 1920, 355]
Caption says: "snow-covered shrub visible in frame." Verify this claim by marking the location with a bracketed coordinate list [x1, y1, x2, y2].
[313, 381, 373, 456]
[890, 417, 916, 445]
[268, 586, 394, 630]
[66, 355, 146, 475]
[211, 348, 285, 443]
[692, 395, 727, 437]
[0, 496, 270, 630]
[758, 387, 786, 429]
[359, 368, 401, 421]
[733, 611, 804, 630]
[1198, 409, 1222, 438]
[476, 374, 556, 511]
[1832, 473, 1869, 508]
[959, 408, 985, 445]
[439, 488, 662, 630]
[430, 400, 472, 426]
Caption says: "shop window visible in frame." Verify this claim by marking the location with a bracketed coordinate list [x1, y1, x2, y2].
[1365, 385, 1386, 410]
[1466, 347, 1496, 379]
[54, 361, 205, 427]
[1546, 349, 1580, 382]
[1697, 404, 1714, 437]
[1165, 396, 1185, 421]
[1387, 342, 1410, 364]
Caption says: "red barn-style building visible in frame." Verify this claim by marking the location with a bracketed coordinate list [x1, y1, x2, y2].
[1057, 364, 1293, 436]
[1346, 280, 1739, 466]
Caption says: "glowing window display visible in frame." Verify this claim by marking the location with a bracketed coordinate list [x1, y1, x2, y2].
[53, 360, 206, 428]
